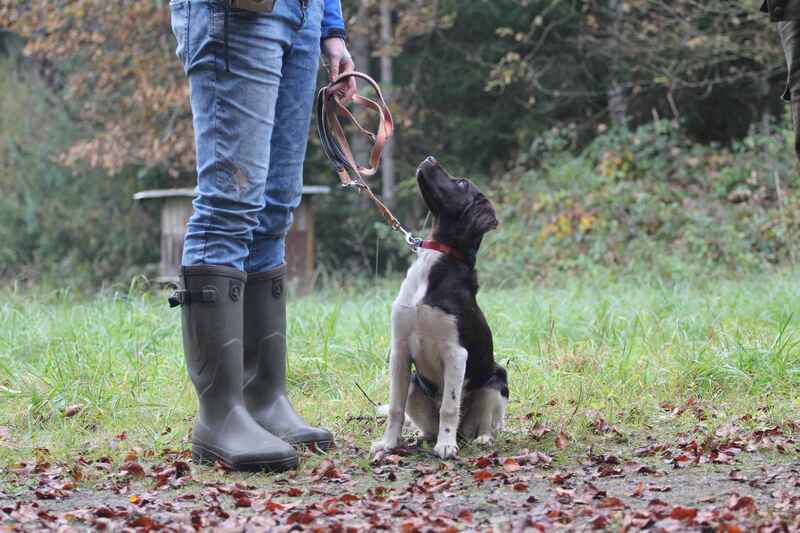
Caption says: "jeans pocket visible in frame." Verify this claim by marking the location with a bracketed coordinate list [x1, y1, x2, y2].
[170, 0, 191, 71]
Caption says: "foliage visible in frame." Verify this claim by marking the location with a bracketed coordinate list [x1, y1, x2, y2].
[0, 61, 159, 285]
[482, 117, 800, 284]
[0, 0, 796, 285]
[0, 0, 191, 176]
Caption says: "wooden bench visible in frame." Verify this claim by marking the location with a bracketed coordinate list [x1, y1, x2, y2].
[134, 186, 330, 291]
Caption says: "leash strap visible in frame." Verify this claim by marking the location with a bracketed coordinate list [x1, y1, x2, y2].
[315, 71, 421, 250]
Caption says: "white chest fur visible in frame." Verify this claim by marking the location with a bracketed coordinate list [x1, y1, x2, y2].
[392, 250, 462, 394]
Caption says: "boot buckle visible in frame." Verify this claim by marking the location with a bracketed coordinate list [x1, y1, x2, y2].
[168, 288, 217, 307]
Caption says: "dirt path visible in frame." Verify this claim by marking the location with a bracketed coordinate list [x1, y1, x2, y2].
[2, 426, 799, 531]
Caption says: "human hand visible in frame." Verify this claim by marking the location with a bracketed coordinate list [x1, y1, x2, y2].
[322, 37, 357, 102]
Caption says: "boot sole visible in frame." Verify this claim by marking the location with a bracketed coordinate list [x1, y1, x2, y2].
[192, 444, 298, 473]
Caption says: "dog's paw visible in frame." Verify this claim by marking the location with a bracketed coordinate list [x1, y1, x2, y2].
[370, 438, 398, 457]
[434, 441, 459, 459]
[475, 434, 494, 447]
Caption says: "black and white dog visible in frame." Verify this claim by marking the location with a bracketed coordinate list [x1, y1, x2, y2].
[371, 156, 509, 459]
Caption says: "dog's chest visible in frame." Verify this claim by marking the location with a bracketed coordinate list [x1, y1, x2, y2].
[393, 251, 461, 389]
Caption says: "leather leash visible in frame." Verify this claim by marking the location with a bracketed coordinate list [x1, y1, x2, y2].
[315, 71, 421, 251]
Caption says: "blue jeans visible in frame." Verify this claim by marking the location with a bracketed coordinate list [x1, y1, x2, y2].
[169, 0, 323, 272]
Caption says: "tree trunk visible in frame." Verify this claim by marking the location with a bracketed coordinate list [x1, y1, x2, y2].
[380, 0, 395, 208]
[607, 0, 627, 128]
[350, 0, 371, 168]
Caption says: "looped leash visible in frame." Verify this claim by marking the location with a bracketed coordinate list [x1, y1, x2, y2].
[315, 71, 421, 251]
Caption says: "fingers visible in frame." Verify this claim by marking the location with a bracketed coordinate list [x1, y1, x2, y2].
[328, 56, 340, 84]
[321, 39, 357, 102]
[341, 56, 357, 102]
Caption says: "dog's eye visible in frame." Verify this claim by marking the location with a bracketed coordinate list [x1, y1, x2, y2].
[457, 179, 467, 188]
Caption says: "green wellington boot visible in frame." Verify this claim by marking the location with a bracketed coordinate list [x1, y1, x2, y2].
[243, 264, 334, 450]
[170, 265, 298, 472]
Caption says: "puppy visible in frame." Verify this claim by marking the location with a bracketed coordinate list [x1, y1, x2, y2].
[371, 156, 509, 459]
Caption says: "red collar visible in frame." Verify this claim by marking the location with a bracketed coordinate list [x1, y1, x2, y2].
[419, 240, 466, 261]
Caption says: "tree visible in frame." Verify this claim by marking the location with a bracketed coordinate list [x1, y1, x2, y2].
[379, 0, 395, 207]
[0, 0, 193, 176]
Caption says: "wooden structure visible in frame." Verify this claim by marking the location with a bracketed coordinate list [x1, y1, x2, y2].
[134, 186, 330, 288]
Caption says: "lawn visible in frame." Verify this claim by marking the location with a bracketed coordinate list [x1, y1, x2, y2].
[2, 271, 798, 462]
[1, 271, 799, 529]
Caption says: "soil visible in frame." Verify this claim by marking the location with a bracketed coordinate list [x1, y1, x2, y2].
[2, 433, 799, 531]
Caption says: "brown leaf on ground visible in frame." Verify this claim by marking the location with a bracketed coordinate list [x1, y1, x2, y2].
[310, 459, 345, 481]
[728, 493, 757, 512]
[555, 431, 570, 449]
[598, 496, 626, 509]
[624, 461, 658, 475]
[529, 422, 552, 440]
[63, 404, 84, 418]
[473, 469, 493, 482]
[669, 505, 698, 521]
[120, 461, 145, 479]
[502, 458, 521, 473]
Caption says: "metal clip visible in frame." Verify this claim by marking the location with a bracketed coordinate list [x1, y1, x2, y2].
[404, 232, 422, 251]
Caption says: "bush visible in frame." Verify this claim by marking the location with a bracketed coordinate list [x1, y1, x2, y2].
[0, 60, 159, 288]
[481, 118, 800, 284]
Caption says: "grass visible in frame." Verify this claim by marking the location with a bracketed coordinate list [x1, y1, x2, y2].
[1, 270, 799, 466]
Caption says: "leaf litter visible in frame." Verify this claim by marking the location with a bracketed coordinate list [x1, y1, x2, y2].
[1, 410, 799, 531]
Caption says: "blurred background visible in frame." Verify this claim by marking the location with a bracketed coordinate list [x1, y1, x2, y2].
[1, 0, 798, 290]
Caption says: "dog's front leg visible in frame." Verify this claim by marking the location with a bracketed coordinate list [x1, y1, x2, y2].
[371, 312, 412, 456]
[435, 346, 467, 459]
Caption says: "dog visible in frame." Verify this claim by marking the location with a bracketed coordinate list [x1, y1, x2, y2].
[370, 156, 509, 459]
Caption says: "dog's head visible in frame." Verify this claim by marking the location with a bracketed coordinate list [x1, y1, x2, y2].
[416, 156, 498, 252]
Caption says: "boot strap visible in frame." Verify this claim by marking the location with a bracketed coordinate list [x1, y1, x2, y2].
[168, 288, 217, 308]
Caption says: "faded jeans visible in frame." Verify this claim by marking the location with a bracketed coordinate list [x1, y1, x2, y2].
[169, 0, 323, 272]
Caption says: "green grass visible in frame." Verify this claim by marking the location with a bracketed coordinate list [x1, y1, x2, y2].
[1, 270, 799, 465]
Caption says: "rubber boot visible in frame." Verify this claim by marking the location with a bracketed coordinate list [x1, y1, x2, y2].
[243, 264, 334, 450]
[171, 265, 298, 472]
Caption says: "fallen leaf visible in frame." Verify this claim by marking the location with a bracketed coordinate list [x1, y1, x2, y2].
[530, 422, 551, 440]
[287, 511, 316, 525]
[311, 458, 344, 481]
[630, 481, 645, 498]
[473, 469, 493, 482]
[63, 404, 84, 418]
[598, 496, 625, 509]
[590, 514, 609, 529]
[503, 458, 521, 473]
[265, 500, 286, 512]
[234, 496, 251, 508]
[728, 493, 756, 512]
[555, 431, 570, 450]
[120, 461, 145, 479]
[669, 506, 698, 521]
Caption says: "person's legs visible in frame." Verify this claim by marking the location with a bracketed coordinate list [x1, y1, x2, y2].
[245, 0, 324, 273]
[178, 0, 307, 269]
[169, 0, 312, 470]
[241, 0, 334, 450]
